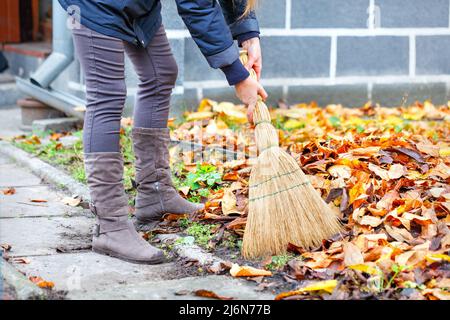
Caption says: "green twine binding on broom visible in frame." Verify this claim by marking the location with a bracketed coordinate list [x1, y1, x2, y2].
[249, 180, 311, 202]
[249, 167, 301, 188]
[255, 120, 272, 125]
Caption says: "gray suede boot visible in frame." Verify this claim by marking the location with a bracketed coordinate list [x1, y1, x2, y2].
[132, 128, 204, 230]
[84, 152, 165, 264]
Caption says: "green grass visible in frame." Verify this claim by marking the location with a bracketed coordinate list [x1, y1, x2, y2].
[185, 222, 218, 248]
[14, 132, 86, 183]
[13, 129, 224, 208]
[265, 254, 295, 271]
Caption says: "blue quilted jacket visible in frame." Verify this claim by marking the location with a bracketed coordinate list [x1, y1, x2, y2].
[58, 0, 260, 85]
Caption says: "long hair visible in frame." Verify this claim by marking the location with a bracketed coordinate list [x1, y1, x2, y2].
[243, 0, 257, 16]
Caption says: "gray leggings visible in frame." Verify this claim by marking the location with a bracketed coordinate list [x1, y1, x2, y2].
[72, 24, 178, 153]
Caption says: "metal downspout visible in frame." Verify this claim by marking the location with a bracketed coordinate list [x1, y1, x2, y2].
[30, 0, 74, 88]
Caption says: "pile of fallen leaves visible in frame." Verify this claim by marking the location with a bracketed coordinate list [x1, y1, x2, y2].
[10, 98, 449, 300]
[167, 99, 450, 300]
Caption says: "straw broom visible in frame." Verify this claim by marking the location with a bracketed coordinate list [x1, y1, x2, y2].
[240, 51, 342, 259]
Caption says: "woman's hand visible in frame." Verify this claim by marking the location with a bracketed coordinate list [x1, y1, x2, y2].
[235, 76, 268, 124]
[242, 37, 262, 80]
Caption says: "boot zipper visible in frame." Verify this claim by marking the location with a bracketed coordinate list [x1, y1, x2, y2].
[155, 181, 165, 212]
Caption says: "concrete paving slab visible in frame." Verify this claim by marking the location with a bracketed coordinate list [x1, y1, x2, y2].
[0, 216, 93, 257]
[70, 275, 275, 300]
[11, 251, 182, 294]
[0, 185, 85, 218]
[0, 106, 26, 139]
[0, 155, 12, 165]
[0, 163, 42, 187]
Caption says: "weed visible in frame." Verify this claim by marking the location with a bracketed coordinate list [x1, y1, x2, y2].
[265, 254, 295, 271]
[185, 222, 218, 248]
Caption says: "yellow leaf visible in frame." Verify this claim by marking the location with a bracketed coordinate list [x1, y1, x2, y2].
[349, 181, 366, 204]
[214, 102, 247, 124]
[197, 98, 217, 112]
[186, 111, 214, 122]
[284, 119, 304, 130]
[349, 264, 381, 275]
[440, 147, 450, 157]
[426, 254, 450, 263]
[274, 280, 338, 300]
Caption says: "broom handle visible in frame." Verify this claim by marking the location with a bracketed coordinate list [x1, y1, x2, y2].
[239, 51, 272, 124]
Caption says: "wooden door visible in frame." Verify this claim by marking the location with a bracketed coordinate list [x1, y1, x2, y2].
[0, 0, 21, 43]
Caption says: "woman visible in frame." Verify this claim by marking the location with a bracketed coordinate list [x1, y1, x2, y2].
[58, 0, 267, 264]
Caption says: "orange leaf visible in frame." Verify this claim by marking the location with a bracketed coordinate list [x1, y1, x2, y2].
[230, 264, 272, 277]
[194, 289, 234, 300]
[222, 172, 239, 181]
[29, 276, 54, 289]
[2, 187, 16, 195]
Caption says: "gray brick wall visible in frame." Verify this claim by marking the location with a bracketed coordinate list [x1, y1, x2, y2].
[54, 0, 450, 115]
[376, 0, 449, 28]
[337, 36, 410, 76]
[160, 0, 450, 111]
[292, 0, 370, 28]
[416, 36, 450, 75]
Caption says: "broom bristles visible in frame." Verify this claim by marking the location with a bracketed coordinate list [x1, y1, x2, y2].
[243, 147, 342, 259]
[239, 50, 342, 259]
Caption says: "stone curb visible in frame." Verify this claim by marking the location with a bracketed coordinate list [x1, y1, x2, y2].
[0, 140, 90, 201]
[0, 140, 229, 270]
[1, 259, 45, 300]
[157, 234, 227, 269]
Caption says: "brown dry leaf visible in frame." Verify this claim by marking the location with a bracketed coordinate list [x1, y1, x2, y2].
[416, 141, 440, 157]
[227, 217, 247, 232]
[422, 288, 450, 300]
[230, 263, 272, 277]
[2, 187, 16, 195]
[61, 196, 81, 207]
[429, 187, 446, 198]
[194, 289, 234, 300]
[351, 146, 380, 157]
[377, 190, 399, 210]
[343, 242, 364, 266]
[388, 164, 407, 180]
[368, 163, 389, 180]
[402, 213, 433, 227]
[328, 165, 352, 179]
[178, 186, 190, 196]
[221, 182, 242, 215]
[395, 250, 426, 267]
[30, 199, 48, 203]
[12, 257, 31, 264]
[1, 243, 12, 252]
[359, 215, 383, 227]
[385, 225, 414, 243]
[428, 161, 450, 180]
